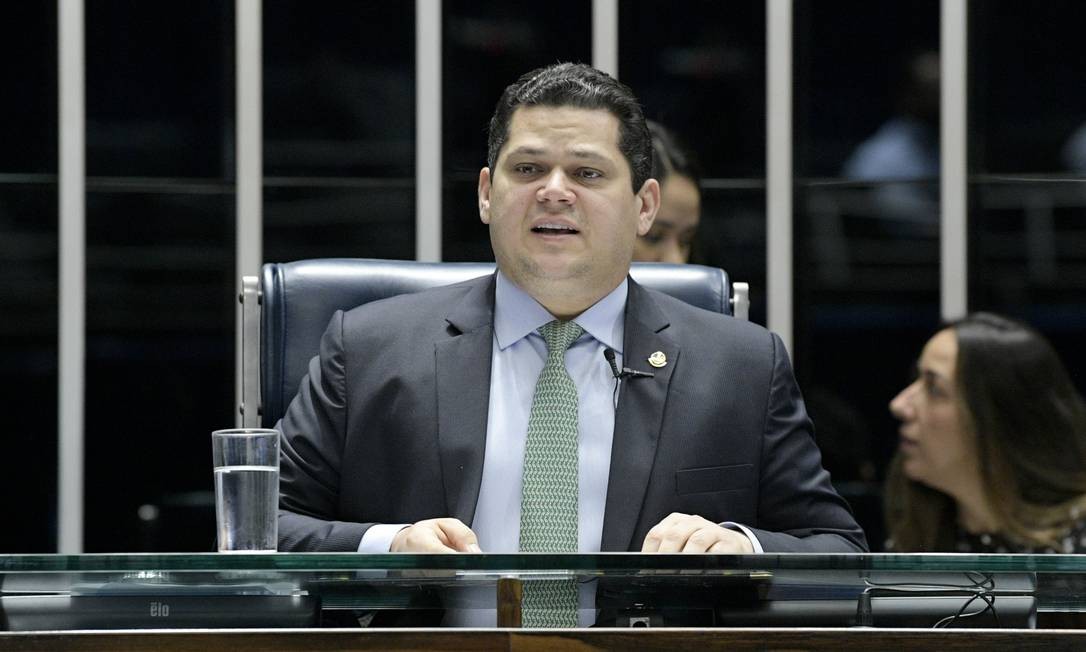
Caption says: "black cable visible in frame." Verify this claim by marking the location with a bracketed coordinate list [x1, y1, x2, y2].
[857, 572, 1002, 629]
[934, 591, 999, 628]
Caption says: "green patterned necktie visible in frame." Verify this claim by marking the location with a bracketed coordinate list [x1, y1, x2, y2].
[519, 319, 583, 627]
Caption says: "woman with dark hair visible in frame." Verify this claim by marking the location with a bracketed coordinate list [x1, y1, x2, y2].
[633, 120, 702, 263]
[886, 312, 1086, 552]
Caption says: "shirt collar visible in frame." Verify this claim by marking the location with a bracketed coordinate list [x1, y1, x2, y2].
[494, 270, 627, 354]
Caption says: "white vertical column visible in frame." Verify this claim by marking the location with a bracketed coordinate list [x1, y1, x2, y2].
[767, 0, 793, 353]
[592, 0, 619, 78]
[416, 0, 442, 262]
[235, 0, 262, 425]
[941, 0, 968, 320]
[58, 0, 85, 554]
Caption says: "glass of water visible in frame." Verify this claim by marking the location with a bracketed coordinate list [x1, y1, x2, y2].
[212, 428, 279, 552]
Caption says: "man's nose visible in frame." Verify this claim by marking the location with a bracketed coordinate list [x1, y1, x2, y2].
[537, 169, 574, 204]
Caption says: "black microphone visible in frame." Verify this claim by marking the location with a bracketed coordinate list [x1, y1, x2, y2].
[603, 348, 655, 379]
[603, 347, 622, 378]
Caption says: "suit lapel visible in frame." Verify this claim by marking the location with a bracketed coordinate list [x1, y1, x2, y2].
[435, 274, 495, 525]
[601, 280, 678, 551]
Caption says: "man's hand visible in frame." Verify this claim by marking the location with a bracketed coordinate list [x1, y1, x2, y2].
[390, 518, 483, 553]
[641, 512, 754, 553]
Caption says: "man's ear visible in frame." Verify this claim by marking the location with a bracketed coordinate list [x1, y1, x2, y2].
[478, 167, 492, 224]
[635, 178, 660, 236]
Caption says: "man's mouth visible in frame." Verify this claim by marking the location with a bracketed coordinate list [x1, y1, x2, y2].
[531, 223, 580, 235]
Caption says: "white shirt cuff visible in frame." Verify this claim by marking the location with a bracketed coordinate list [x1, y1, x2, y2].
[721, 521, 764, 554]
[358, 523, 411, 552]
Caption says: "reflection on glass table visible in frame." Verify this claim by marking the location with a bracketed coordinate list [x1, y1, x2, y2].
[3, 553, 1085, 630]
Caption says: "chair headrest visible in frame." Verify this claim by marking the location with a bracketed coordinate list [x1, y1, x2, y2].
[260, 258, 731, 427]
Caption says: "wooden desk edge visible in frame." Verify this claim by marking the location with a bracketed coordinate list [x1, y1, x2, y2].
[3, 627, 1086, 651]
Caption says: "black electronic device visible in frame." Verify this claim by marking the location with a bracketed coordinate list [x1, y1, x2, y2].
[0, 576, 319, 631]
[595, 570, 1038, 629]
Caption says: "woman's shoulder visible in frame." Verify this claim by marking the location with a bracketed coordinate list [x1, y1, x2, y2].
[954, 520, 1086, 554]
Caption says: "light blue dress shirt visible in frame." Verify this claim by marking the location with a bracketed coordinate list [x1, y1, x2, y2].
[472, 271, 624, 554]
[449, 272, 625, 627]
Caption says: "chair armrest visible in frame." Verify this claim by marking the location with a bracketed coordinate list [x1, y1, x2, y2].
[239, 275, 262, 428]
[731, 282, 750, 321]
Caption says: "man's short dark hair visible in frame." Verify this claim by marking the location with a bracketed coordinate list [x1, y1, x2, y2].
[487, 62, 653, 192]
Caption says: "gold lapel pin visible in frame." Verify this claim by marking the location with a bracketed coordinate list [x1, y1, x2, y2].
[648, 351, 667, 368]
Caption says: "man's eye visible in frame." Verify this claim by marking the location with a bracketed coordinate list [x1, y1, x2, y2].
[513, 164, 540, 175]
[577, 168, 603, 180]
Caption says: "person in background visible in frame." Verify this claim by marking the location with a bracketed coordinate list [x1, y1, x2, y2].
[632, 121, 702, 264]
[885, 312, 1086, 552]
[1063, 121, 1086, 173]
[841, 50, 939, 183]
[840, 50, 940, 230]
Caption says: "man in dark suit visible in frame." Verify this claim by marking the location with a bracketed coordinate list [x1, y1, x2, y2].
[277, 63, 866, 557]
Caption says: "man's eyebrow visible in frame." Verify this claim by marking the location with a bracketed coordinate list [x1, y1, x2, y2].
[505, 145, 546, 157]
[568, 148, 610, 162]
[504, 145, 610, 162]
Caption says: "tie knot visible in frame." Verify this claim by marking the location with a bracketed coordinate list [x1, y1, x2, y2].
[539, 320, 584, 353]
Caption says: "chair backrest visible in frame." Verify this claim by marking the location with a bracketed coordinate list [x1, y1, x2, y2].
[252, 258, 739, 428]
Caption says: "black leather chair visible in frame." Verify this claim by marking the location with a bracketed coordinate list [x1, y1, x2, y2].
[239, 258, 748, 428]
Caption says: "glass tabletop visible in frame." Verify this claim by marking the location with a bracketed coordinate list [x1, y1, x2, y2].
[5, 551, 1086, 573]
[2, 553, 1085, 629]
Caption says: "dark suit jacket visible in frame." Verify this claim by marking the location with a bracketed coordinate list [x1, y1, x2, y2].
[277, 274, 867, 553]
